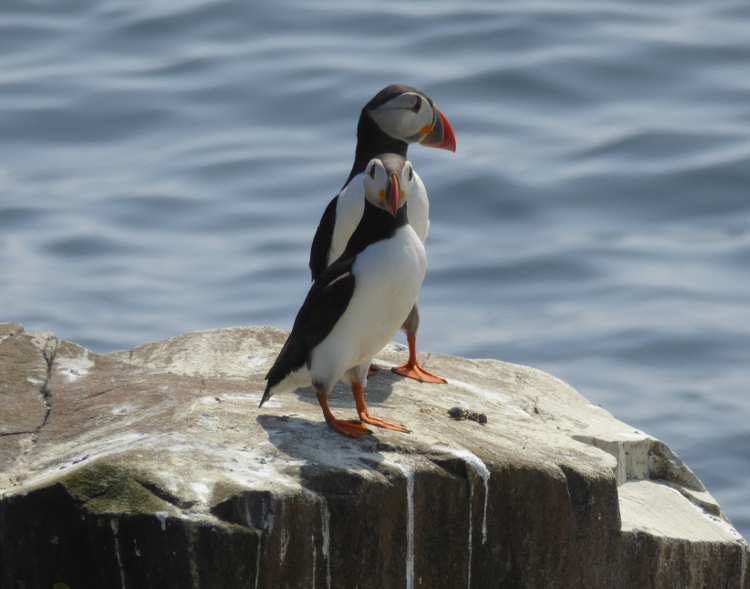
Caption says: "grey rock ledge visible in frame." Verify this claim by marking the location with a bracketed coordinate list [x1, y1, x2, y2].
[0, 323, 747, 588]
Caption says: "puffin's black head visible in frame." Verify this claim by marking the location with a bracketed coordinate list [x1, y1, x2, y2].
[363, 154, 416, 217]
[363, 84, 457, 152]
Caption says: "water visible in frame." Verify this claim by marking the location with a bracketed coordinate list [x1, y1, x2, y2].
[1, 0, 749, 539]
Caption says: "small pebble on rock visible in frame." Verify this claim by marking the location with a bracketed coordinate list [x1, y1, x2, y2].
[447, 406, 488, 425]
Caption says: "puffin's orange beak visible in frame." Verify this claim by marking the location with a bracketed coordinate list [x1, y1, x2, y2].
[420, 108, 457, 152]
[388, 173, 400, 216]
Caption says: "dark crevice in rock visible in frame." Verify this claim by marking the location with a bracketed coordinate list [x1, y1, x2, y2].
[211, 490, 273, 533]
[73, 487, 111, 508]
[89, 387, 116, 398]
[425, 453, 473, 482]
[300, 467, 374, 496]
[359, 457, 383, 471]
[8, 337, 58, 473]
[35, 337, 57, 437]
[374, 441, 401, 453]
[560, 464, 591, 514]
[36, 378, 53, 434]
[136, 479, 197, 511]
[0, 430, 35, 437]
[648, 440, 704, 491]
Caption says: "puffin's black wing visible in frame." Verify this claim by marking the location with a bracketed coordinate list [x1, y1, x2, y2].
[309, 195, 338, 281]
[261, 257, 356, 403]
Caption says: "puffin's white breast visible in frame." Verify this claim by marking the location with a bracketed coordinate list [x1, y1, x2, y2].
[327, 170, 430, 265]
[329, 174, 365, 265]
[312, 224, 427, 385]
[406, 171, 429, 242]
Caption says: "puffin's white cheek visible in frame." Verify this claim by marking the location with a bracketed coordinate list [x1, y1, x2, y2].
[370, 109, 429, 142]
[413, 102, 434, 135]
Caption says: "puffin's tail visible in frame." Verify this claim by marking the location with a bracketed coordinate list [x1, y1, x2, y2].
[258, 381, 273, 408]
[258, 337, 306, 408]
[258, 371, 301, 408]
[258, 383, 271, 409]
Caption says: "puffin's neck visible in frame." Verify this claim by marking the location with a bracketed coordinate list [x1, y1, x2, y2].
[344, 111, 408, 187]
[343, 201, 408, 258]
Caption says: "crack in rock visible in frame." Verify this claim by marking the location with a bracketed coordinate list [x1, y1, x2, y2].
[9, 333, 59, 478]
[136, 478, 198, 511]
[36, 345, 55, 433]
[0, 430, 37, 438]
[32, 334, 57, 437]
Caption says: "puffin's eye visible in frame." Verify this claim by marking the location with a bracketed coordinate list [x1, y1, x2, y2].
[369, 165, 376, 179]
[408, 166, 414, 181]
[411, 95, 422, 114]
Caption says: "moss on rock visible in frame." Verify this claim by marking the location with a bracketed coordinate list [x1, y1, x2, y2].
[61, 461, 172, 515]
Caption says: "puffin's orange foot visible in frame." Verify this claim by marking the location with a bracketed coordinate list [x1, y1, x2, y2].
[391, 362, 447, 384]
[358, 412, 409, 433]
[327, 418, 372, 438]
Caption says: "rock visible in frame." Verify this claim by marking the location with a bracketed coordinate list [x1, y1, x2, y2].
[0, 323, 747, 589]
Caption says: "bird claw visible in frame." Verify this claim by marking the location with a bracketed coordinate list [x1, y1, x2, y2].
[391, 362, 447, 384]
[328, 418, 372, 438]
[358, 412, 409, 433]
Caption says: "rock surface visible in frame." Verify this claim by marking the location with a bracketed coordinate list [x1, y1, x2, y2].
[0, 323, 747, 589]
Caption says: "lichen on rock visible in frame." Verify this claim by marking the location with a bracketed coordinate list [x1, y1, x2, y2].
[61, 462, 175, 515]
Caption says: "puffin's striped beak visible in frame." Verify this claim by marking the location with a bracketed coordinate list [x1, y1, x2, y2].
[388, 174, 400, 216]
[420, 108, 457, 152]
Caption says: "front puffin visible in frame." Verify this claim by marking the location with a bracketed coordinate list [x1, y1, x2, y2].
[261, 155, 425, 437]
[309, 84, 456, 384]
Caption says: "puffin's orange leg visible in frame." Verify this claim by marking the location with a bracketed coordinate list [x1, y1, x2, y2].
[317, 391, 371, 438]
[352, 382, 409, 433]
[391, 334, 447, 384]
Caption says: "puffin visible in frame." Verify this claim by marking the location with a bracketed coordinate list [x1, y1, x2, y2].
[260, 155, 425, 437]
[309, 84, 456, 384]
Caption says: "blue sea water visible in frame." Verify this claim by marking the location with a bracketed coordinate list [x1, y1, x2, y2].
[1, 0, 748, 539]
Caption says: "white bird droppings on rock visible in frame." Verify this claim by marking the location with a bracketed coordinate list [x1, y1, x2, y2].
[110, 519, 127, 589]
[320, 496, 332, 589]
[395, 463, 415, 589]
[434, 445, 491, 544]
[155, 511, 168, 532]
[56, 349, 94, 382]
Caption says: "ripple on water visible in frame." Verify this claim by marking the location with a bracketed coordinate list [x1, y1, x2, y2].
[430, 255, 600, 286]
[40, 235, 139, 258]
[0, 206, 44, 228]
